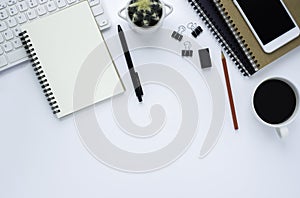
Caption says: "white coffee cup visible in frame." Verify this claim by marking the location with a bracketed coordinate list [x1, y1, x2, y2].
[252, 77, 299, 138]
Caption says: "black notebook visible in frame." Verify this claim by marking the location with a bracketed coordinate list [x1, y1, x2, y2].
[187, 0, 257, 76]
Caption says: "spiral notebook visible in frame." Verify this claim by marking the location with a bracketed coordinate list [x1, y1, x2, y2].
[19, 1, 125, 118]
[186, 0, 300, 76]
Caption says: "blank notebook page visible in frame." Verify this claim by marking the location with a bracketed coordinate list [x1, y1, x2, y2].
[21, 1, 125, 118]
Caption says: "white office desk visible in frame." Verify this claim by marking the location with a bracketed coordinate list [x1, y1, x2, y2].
[1, 0, 300, 197]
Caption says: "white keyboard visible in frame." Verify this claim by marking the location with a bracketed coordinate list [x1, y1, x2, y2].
[0, 0, 111, 72]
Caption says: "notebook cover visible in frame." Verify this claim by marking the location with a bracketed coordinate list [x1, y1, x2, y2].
[21, 1, 125, 118]
[219, 0, 300, 70]
[187, 0, 256, 76]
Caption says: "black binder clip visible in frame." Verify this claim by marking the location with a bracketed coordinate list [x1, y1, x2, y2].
[182, 41, 193, 57]
[187, 22, 203, 38]
[171, 25, 186, 41]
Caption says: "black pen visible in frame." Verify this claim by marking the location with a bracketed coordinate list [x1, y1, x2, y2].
[118, 25, 144, 102]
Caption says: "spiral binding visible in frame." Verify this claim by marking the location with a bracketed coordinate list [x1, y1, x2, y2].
[187, 0, 256, 76]
[213, 0, 259, 71]
[19, 31, 61, 115]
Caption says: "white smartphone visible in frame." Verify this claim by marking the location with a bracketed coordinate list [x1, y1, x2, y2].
[233, 0, 300, 53]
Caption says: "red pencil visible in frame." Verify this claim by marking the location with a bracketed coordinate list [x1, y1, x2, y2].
[221, 52, 239, 130]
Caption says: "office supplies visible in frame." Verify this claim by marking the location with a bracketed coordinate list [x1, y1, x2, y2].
[77, 27, 226, 162]
[187, 22, 203, 38]
[182, 41, 193, 57]
[171, 25, 186, 41]
[118, 25, 144, 102]
[19, 1, 124, 118]
[198, 48, 212, 69]
[0, 0, 111, 73]
[118, 0, 173, 33]
[221, 52, 238, 130]
[186, 0, 300, 76]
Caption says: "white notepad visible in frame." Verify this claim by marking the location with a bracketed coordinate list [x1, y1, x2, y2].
[20, 1, 125, 118]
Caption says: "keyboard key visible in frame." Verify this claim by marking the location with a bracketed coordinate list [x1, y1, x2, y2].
[12, 38, 22, 48]
[2, 42, 13, 52]
[0, 55, 8, 68]
[28, 0, 38, 8]
[7, 47, 28, 63]
[17, 1, 28, 12]
[12, 26, 21, 36]
[39, 0, 48, 4]
[16, 13, 27, 24]
[46, 1, 56, 12]
[91, 4, 104, 16]
[0, 2, 6, 10]
[55, 0, 67, 8]
[0, 34, 4, 43]
[7, 17, 17, 28]
[8, 6, 19, 16]
[66, 0, 76, 4]
[36, 5, 46, 16]
[3, 30, 14, 40]
[97, 18, 108, 27]
[0, 10, 9, 20]
[26, 10, 37, 20]
[89, 0, 100, 7]
[0, 22, 8, 32]
[7, 0, 18, 6]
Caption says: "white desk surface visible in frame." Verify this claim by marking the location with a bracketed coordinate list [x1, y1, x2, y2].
[1, 0, 300, 197]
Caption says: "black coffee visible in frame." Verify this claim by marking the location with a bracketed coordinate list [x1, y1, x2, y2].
[253, 79, 297, 125]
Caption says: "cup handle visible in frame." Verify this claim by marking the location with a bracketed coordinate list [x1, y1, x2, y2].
[118, 7, 127, 21]
[164, 3, 173, 18]
[276, 127, 289, 139]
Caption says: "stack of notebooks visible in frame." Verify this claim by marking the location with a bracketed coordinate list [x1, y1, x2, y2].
[20, 1, 125, 118]
[186, 0, 300, 76]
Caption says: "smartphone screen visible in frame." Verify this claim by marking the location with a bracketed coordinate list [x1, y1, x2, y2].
[235, 0, 296, 45]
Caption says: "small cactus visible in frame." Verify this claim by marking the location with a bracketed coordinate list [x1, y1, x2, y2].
[128, 0, 163, 28]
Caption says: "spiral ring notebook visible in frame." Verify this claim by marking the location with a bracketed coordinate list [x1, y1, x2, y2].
[187, 0, 300, 76]
[19, 1, 125, 118]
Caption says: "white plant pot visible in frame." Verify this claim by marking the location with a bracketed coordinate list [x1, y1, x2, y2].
[118, 0, 173, 34]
